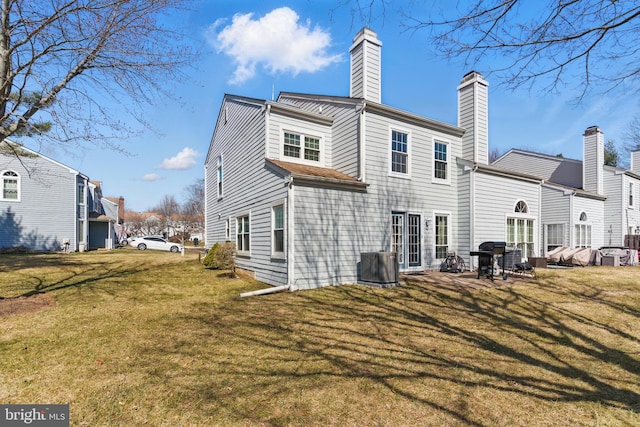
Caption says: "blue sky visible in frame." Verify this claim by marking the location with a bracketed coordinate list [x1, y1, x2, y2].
[22, 1, 639, 212]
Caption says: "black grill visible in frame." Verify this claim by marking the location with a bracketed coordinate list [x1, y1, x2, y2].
[470, 241, 507, 281]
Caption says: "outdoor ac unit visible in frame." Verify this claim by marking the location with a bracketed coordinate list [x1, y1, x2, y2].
[360, 252, 399, 285]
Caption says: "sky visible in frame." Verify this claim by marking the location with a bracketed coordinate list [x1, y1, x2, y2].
[19, 0, 640, 212]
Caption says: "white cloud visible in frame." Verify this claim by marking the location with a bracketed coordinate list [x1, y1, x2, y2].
[159, 147, 199, 170]
[208, 7, 342, 84]
[142, 173, 162, 181]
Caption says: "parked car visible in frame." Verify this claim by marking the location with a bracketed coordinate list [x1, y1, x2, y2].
[131, 236, 183, 253]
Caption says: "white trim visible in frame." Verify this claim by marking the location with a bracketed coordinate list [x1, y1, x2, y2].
[235, 212, 251, 257]
[271, 200, 286, 259]
[431, 139, 451, 185]
[216, 154, 223, 199]
[280, 128, 324, 167]
[388, 126, 411, 179]
[287, 184, 295, 289]
[433, 211, 452, 261]
[0, 169, 20, 202]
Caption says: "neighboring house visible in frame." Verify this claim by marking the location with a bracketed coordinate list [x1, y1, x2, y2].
[494, 127, 640, 250]
[0, 140, 119, 252]
[87, 182, 124, 249]
[204, 28, 548, 290]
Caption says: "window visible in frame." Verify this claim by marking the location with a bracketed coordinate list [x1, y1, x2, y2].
[629, 182, 634, 208]
[272, 205, 284, 254]
[236, 215, 250, 253]
[1, 170, 19, 201]
[217, 155, 223, 198]
[391, 213, 404, 265]
[284, 132, 300, 158]
[78, 220, 85, 243]
[225, 218, 230, 241]
[434, 141, 448, 180]
[283, 132, 321, 162]
[546, 224, 564, 252]
[391, 212, 422, 268]
[304, 137, 320, 161]
[407, 214, 421, 266]
[507, 218, 535, 258]
[515, 200, 528, 213]
[77, 184, 85, 205]
[435, 215, 449, 259]
[391, 130, 408, 175]
[575, 212, 591, 248]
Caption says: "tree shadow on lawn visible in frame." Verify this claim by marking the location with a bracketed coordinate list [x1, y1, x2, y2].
[140, 275, 640, 426]
[0, 257, 151, 300]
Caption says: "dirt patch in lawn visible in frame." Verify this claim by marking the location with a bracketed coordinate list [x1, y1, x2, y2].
[0, 293, 56, 317]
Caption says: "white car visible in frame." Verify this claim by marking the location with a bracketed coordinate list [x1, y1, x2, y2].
[131, 236, 183, 253]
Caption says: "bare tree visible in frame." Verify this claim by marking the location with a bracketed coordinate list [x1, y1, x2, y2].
[123, 211, 162, 236]
[343, 1, 640, 98]
[180, 178, 204, 244]
[0, 0, 195, 156]
[419, 1, 640, 97]
[183, 178, 204, 218]
[625, 116, 640, 152]
[153, 195, 180, 238]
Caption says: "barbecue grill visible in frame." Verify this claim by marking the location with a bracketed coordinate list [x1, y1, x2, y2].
[470, 241, 508, 281]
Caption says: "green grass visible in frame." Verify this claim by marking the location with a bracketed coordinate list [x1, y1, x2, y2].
[1, 250, 639, 426]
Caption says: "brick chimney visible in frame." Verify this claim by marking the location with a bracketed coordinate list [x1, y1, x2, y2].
[458, 71, 489, 164]
[350, 28, 382, 103]
[583, 126, 604, 194]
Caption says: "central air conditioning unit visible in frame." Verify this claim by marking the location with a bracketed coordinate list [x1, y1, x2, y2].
[360, 252, 399, 287]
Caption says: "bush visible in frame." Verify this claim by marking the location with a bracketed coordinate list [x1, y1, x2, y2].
[203, 242, 236, 273]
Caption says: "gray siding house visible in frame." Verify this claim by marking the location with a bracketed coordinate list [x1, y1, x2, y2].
[0, 140, 118, 252]
[494, 126, 640, 250]
[204, 28, 547, 290]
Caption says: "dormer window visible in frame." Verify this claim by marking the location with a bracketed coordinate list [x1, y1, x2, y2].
[283, 131, 321, 163]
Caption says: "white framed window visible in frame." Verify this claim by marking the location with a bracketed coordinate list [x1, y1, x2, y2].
[390, 129, 410, 177]
[506, 201, 534, 259]
[236, 214, 250, 255]
[545, 224, 564, 252]
[1, 170, 19, 201]
[575, 211, 591, 248]
[433, 141, 449, 182]
[77, 183, 85, 205]
[225, 218, 230, 241]
[391, 213, 405, 265]
[217, 155, 223, 198]
[272, 204, 285, 257]
[629, 182, 634, 208]
[283, 131, 321, 163]
[435, 214, 449, 259]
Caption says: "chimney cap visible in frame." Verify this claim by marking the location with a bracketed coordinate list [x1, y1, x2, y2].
[584, 126, 603, 136]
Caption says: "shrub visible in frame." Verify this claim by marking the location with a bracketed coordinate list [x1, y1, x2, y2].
[203, 242, 236, 273]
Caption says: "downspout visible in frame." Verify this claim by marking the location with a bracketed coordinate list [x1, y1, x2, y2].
[358, 101, 367, 182]
[265, 104, 271, 159]
[287, 177, 295, 290]
[470, 165, 478, 269]
[569, 192, 575, 248]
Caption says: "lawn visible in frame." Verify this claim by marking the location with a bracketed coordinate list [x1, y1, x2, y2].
[1, 250, 639, 426]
